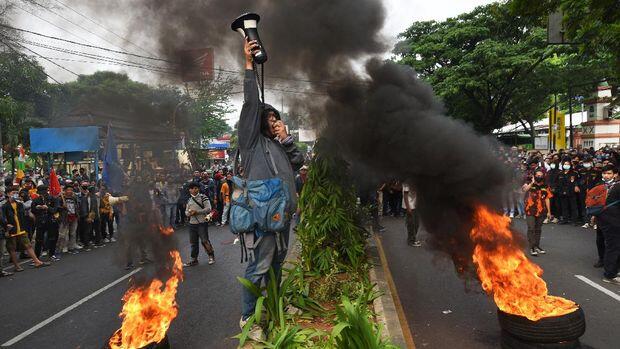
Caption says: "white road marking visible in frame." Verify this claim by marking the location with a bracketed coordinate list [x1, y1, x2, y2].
[574, 274, 620, 302]
[1, 268, 142, 347]
[2, 259, 31, 271]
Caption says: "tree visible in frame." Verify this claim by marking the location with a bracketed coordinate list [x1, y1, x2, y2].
[181, 73, 236, 167]
[394, 2, 557, 133]
[0, 49, 49, 169]
[512, 0, 620, 79]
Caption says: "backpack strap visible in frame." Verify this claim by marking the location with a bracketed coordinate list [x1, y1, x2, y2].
[265, 140, 279, 176]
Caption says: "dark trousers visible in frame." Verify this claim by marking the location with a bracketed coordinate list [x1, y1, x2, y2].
[526, 215, 544, 249]
[550, 196, 560, 217]
[188, 223, 213, 260]
[601, 224, 620, 279]
[576, 190, 586, 222]
[596, 227, 605, 262]
[406, 209, 419, 243]
[100, 214, 114, 239]
[45, 222, 60, 257]
[34, 223, 47, 257]
[176, 203, 186, 224]
[78, 217, 87, 245]
[560, 195, 578, 223]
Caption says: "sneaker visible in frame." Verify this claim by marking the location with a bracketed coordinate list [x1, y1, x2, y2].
[62, 247, 69, 253]
[543, 218, 549, 224]
[183, 260, 198, 267]
[593, 261, 604, 268]
[551, 218, 559, 224]
[593, 225, 597, 230]
[208, 256, 215, 265]
[110, 237, 117, 243]
[50, 255, 61, 262]
[535, 247, 546, 254]
[581, 223, 590, 229]
[530, 248, 538, 256]
[76, 245, 83, 250]
[408, 241, 422, 247]
[509, 213, 514, 218]
[125, 263, 134, 270]
[104, 238, 111, 243]
[602, 277, 620, 285]
[377, 225, 386, 233]
[239, 317, 265, 342]
[233, 238, 240, 245]
[41, 251, 48, 257]
[94, 244, 105, 248]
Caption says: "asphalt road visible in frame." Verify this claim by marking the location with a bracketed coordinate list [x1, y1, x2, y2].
[0, 224, 246, 349]
[378, 215, 620, 349]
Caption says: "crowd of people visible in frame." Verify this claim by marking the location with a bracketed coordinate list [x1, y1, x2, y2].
[0, 165, 248, 277]
[502, 146, 620, 284]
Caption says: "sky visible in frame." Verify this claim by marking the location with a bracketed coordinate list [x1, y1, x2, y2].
[10, 0, 495, 126]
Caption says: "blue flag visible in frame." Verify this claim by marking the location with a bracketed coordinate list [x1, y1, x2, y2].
[102, 125, 124, 193]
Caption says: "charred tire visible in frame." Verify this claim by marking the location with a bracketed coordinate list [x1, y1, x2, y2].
[497, 307, 585, 344]
[501, 331, 581, 349]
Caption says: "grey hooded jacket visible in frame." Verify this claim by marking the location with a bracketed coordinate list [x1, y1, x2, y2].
[238, 69, 304, 209]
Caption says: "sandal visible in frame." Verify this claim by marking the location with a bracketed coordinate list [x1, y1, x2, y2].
[14, 267, 25, 272]
[34, 262, 51, 268]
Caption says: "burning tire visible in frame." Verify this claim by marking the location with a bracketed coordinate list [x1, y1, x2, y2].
[501, 331, 581, 348]
[497, 307, 585, 345]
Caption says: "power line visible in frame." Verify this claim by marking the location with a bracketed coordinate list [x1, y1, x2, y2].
[0, 23, 173, 64]
[0, 37, 61, 83]
[51, 0, 157, 56]
[3, 36, 79, 77]
[30, 0, 130, 53]
[14, 3, 99, 46]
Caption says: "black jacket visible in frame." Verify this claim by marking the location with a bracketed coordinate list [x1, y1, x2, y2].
[31, 195, 61, 225]
[2, 201, 27, 235]
[556, 170, 578, 197]
[598, 181, 620, 232]
[79, 194, 99, 220]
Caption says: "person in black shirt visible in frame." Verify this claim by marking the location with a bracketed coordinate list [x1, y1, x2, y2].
[556, 160, 579, 225]
[545, 162, 560, 223]
[599, 166, 620, 285]
[578, 156, 602, 228]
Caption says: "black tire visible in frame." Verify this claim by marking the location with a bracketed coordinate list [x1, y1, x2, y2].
[501, 331, 581, 349]
[497, 307, 585, 344]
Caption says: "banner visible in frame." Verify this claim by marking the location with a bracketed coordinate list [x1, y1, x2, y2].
[548, 109, 566, 150]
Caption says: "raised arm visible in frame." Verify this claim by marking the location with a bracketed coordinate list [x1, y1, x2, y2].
[238, 40, 261, 151]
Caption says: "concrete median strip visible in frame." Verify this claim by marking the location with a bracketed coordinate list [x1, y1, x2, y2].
[1, 267, 142, 347]
[370, 234, 416, 349]
[574, 275, 620, 302]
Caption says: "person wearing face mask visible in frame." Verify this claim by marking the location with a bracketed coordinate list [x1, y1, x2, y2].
[2, 186, 50, 271]
[597, 165, 620, 285]
[578, 156, 601, 229]
[31, 185, 61, 261]
[522, 170, 553, 256]
[545, 161, 560, 223]
[556, 160, 580, 225]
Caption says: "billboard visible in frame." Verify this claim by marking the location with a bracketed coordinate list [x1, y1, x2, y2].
[178, 48, 214, 82]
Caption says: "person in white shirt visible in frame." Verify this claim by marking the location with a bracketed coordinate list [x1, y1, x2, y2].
[403, 183, 421, 247]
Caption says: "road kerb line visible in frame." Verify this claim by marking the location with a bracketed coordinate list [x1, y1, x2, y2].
[574, 275, 620, 302]
[1, 267, 142, 347]
[2, 259, 32, 271]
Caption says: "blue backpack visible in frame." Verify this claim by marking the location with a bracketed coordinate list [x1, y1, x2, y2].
[229, 176, 291, 235]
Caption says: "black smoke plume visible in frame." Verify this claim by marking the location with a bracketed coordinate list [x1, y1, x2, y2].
[77, 0, 511, 276]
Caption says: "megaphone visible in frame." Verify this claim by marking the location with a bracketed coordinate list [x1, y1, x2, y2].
[231, 12, 268, 64]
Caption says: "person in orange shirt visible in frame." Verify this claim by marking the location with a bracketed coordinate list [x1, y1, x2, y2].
[220, 173, 232, 225]
[1, 186, 50, 271]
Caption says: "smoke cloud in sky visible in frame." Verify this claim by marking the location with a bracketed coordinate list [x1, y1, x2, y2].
[77, 0, 511, 276]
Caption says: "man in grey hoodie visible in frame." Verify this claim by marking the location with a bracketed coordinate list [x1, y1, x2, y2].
[237, 39, 304, 338]
[184, 182, 214, 266]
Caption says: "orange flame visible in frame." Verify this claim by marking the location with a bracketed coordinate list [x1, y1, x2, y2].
[158, 225, 175, 236]
[108, 251, 183, 349]
[470, 205, 577, 321]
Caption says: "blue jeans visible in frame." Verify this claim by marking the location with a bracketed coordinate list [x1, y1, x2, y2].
[241, 227, 290, 319]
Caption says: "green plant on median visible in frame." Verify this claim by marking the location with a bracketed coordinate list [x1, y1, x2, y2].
[296, 143, 369, 275]
[330, 293, 398, 349]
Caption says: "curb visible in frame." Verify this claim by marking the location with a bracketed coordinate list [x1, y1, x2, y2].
[369, 233, 416, 349]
